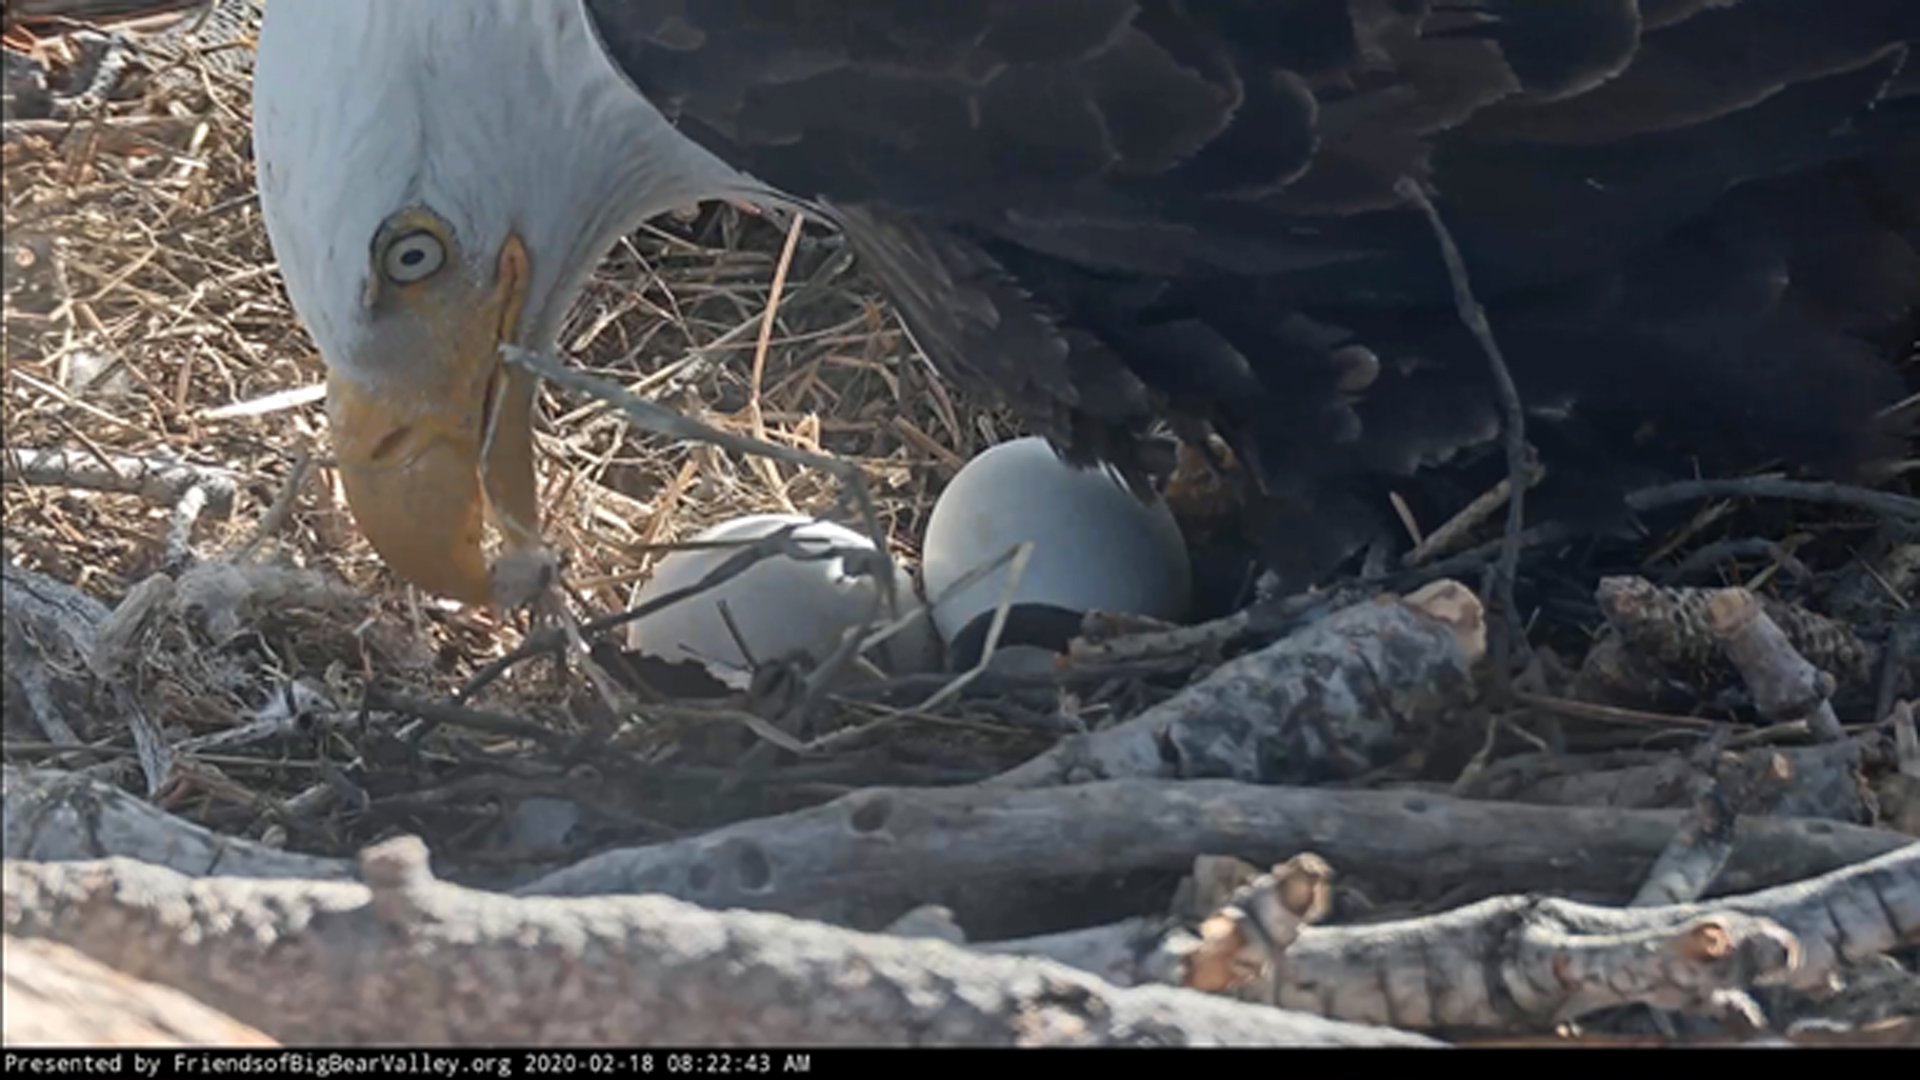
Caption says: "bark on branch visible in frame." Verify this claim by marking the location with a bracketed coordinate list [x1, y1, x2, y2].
[973, 845, 1920, 1035]
[1265, 842, 1920, 1032]
[0, 838, 1440, 1047]
[992, 581, 1486, 788]
[10, 764, 1909, 934]
[3, 935, 278, 1047]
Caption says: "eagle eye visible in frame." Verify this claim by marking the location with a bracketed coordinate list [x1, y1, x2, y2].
[381, 230, 446, 285]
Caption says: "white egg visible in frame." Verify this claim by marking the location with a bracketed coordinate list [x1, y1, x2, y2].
[625, 513, 939, 687]
[920, 437, 1191, 657]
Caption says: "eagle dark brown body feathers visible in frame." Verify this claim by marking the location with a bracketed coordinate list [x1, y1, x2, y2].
[585, 0, 1920, 588]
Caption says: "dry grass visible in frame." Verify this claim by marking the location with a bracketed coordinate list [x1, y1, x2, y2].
[1, 25, 1049, 873]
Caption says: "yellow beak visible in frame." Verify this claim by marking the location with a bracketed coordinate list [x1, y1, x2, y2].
[325, 235, 543, 606]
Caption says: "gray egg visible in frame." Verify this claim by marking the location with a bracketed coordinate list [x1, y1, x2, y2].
[625, 513, 939, 686]
[920, 437, 1191, 654]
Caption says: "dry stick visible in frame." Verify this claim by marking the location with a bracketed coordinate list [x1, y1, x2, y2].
[730, 541, 1036, 784]
[0, 837, 1441, 1048]
[798, 543, 1044, 756]
[10, 756, 1914, 982]
[499, 344, 888, 543]
[363, 690, 571, 751]
[3, 447, 236, 568]
[1394, 176, 1532, 697]
[1, 561, 173, 797]
[497, 341, 897, 621]
[24, 728, 1910, 883]
[1630, 743, 1794, 908]
[1630, 477, 1920, 525]
[990, 580, 1484, 790]
[980, 844, 1920, 1033]
[1619, 740, 1798, 1036]
[1389, 477, 1920, 600]
[2, 115, 199, 137]
[743, 209, 809, 503]
[1285, 843, 1920, 1032]
[514, 776, 1912, 924]
[233, 445, 313, 560]
[2, 446, 236, 512]
[1661, 538, 1810, 586]
[1405, 461, 1545, 566]
[1710, 589, 1847, 742]
[2, 764, 352, 882]
[2, 562, 108, 750]
[1459, 726, 1875, 824]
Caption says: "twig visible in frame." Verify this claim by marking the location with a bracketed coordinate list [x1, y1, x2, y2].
[1394, 176, 1533, 696]
[1263, 845, 1920, 1031]
[1, 560, 172, 796]
[1710, 589, 1847, 741]
[498, 343, 893, 597]
[1514, 690, 1720, 732]
[233, 445, 312, 560]
[1404, 460, 1545, 566]
[2, 115, 199, 137]
[362, 689, 569, 750]
[1628, 477, 1920, 524]
[742, 209, 808, 499]
[1388, 477, 1920, 602]
[1631, 740, 1794, 907]
[2, 446, 236, 513]
[1660, 538, 1811, 587]
[196, 382, 325, 422]
[794, 542, 1039, 756]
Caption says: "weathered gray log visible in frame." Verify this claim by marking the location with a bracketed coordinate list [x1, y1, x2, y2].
[952, 846, 1920, 1034]
[2, 560, 111, 750]
[3, 765, 351, 881]
[519, 776, 1916, 929]
[3, 560, 172, 795]
[1267, 843, 1920, 1031]
[992, 582, 1486, 788]
[0, 838, 1442, 1047]
[12, 762, 1907, 933]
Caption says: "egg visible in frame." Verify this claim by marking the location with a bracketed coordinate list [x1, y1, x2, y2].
[625, 513, 939, 687]
[920, 437, 1192, 666]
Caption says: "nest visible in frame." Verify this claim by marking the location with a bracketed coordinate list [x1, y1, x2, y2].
[3, 12, 1917, 1047]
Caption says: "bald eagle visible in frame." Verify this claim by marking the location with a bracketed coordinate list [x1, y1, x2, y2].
[251, 0, 1919, 607]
